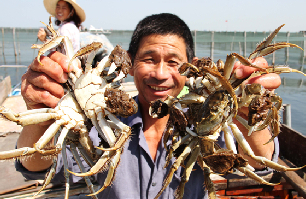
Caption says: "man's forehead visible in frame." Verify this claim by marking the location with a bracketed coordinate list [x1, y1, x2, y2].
[140, 49, 184, 59]
[137, 34, 187, 58]
[139, 34, 185, 44]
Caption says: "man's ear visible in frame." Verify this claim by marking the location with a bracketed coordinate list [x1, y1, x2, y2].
[191, 57, 198, 64]
[128, 52, 134, 76]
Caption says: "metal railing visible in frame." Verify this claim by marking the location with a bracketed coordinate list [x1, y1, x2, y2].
[1, 28, 306, 66]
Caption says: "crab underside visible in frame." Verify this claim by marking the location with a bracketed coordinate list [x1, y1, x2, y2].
[0, 16, 138, 198]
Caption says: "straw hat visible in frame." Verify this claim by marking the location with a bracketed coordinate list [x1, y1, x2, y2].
[43, 0, 86, 22]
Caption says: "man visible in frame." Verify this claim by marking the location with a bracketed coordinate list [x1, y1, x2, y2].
[16, 13, 280, 198]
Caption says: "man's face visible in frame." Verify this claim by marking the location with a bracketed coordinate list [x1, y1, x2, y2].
[129, 34, 187, 108]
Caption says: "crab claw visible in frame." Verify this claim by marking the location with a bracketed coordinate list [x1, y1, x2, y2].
[178, 62, 199, 77]
[249, 42, 303, 60]
[248, 24, 303, 60]
[252, 24, 285, 54]
[149, 96, 176, 118]
[267, 65, 306, 76]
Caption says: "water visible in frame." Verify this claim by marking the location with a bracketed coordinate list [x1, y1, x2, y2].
[0, 28, 305, 135]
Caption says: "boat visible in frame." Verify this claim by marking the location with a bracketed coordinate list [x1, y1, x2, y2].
[86, 25, 111, 35]
[0, 77, 305, 199]
[8, 81, 21, 97]
[211, 124, 306, 199]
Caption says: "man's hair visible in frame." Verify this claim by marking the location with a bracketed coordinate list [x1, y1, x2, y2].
[128, 13, 194, 63]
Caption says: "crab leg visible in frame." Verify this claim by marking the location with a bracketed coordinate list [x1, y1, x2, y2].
[164, 126, 179, 168]
[154, 139, 197, 199]
[235, 115, 255, 136]
[237, 166, 277, 186]
[96, 107, 117, 146]
[34, 132, 59, 197]
[62, 140, 70, 199]
[253, 24, 285, 54]
[77, 142, 96, 167]
[232, 53, 268, 73]
[229, 123, 305, 171]
[87, 149, 122, 196]
[78, 127, 96, 160]
[32, 35, 66, 65]
[250, 42, 303, 60]
[175, 145, 200, 199]
[33, 156, 58, 197]
[95, 110, 131, 151]
[68, 42, 102, 71]
[266, 66, 306, 76]
[69, 150, 116, 177]
[34, 118, 66, 153]
[0, 106, 58, 126]
[248, 24, 303, 60]
[164, 133, 193, 168]
[70, 142, 98, 199]
[248, 24, 284, 60]
[197, 156, 216, 199]
[55, 123, 74, 149]
[263, 107, 281, 145]
[163, 125, 174, 150]
[223, 54, 236, 80]
[222, 122, 237, 154]
[0, 147, 37, 160]
[41, 16, 57, 36]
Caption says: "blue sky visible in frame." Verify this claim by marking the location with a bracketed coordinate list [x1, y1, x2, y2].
[1, 0, 306, 32]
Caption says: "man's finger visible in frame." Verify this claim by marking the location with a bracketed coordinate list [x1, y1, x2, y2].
[49, 51, 81, 71]
[21, 79, 62, 109]
[244, 73, 281, 90]
[31, 53, 68, 83]
[23, 67, 65, 98]
[234, 57, 268, 79]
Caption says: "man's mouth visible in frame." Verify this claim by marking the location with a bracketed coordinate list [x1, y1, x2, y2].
[149, 86, 168, 91]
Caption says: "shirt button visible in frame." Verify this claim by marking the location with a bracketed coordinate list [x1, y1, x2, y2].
[152, 182, 157, 186]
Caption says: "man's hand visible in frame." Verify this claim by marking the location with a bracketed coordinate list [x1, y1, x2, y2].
[233, 57, 281, 89]
[232, 57, 281, 169]
[18, 51, 80, 171]
[21, 51, 74, 110]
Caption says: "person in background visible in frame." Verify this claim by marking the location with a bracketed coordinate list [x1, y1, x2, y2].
[37, 0, 86, 53]
[17, 13, 280, 198]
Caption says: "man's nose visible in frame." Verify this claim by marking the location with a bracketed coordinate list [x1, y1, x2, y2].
[154, 61, 170, 80]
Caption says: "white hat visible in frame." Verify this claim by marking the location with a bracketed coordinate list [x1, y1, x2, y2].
[43, 0, 86, 22]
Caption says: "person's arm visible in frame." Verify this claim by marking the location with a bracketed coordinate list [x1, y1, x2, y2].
[233, 57, 281, 170]
[37, 28, 47, 42]
[17, 51, 75, 172]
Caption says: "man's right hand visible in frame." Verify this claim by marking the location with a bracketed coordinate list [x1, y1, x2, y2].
[21, 51, 73, 110]
[18, 51, 78, 171]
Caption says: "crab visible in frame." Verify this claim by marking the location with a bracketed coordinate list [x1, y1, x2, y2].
[0, 16, 137, 198]
[149, 24, 306, 199]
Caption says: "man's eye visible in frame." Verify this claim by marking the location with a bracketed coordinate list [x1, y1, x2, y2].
[144, 59, 154, 63]
[168, 60, 179, 66]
